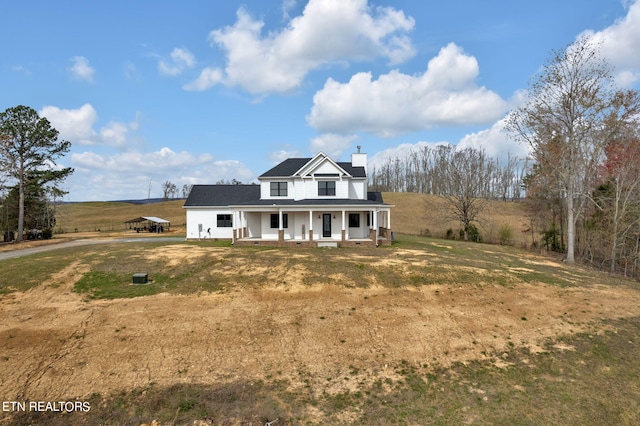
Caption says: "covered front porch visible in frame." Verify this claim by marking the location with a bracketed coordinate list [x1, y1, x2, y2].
[232, 206, 392, 247]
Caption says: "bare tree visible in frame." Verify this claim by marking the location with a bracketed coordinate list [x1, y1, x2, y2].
[440, 147, 491, 240]
[181, 184, 193, 199]
[161, 180, 177, 201]
[507, 36, 634, 264]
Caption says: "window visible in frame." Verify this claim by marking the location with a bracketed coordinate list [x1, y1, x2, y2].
[270, 182, 287, 196]
[366, 212, 371, 227]
[270, 213, 288, 228]
[217, 214, 232, 227]
[318, 181, 336, 196]
[349, 213, 360, 228]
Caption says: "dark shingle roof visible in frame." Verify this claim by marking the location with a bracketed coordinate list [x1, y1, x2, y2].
[184, 186, 387, 208]
[260, 158, 309, 177]
[183, 185, 260, 207]
[259, 158, 366, 178]
[232, 194, 386, 206]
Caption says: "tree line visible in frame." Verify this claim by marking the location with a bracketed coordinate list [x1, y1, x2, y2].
[369, 144, 526, 199]
[369, 36, 640, 277]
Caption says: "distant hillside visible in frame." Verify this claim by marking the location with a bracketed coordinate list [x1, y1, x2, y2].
[55, 193, 530, 245]
[55, 200, 187, 233]
[383, 192, 530, 247]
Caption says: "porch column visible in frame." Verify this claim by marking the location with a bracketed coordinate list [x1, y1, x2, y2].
[309, 210, 314, 241]
[232, 211, 238, 243]
[235, 210, 241, 239]
[240, 210, 245, 238]
[387, 209, 391, 231]
[341, 210, 346, 242]
[373, 209, 378, 241]
[278, 208, 284, 242]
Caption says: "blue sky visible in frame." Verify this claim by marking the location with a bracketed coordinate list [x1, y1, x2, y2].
[2, 0, 640, 201]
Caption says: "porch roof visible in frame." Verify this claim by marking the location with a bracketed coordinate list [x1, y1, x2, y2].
[231, 192, 391, 208]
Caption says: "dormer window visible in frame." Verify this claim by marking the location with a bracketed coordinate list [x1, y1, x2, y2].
[318, 181, 336, 196]
[270, 182, 287, 196]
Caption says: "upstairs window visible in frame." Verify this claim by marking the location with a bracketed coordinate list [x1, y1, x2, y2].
[270, 182, 287, 196]
[318, 181, 336, 196]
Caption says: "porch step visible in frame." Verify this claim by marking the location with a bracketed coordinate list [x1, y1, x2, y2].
[317, 241, 338, 248]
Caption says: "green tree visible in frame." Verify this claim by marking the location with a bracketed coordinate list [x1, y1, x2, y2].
[0, 105, 73, 241]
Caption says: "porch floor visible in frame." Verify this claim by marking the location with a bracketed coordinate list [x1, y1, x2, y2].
[236, 237, 374, 243]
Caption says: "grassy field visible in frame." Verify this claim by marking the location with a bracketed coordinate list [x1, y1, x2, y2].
[54, 199, 187, 234]
[2, 232, 640, 424]
[3, 195, 640, 424]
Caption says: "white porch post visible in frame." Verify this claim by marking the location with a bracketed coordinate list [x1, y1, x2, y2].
[232, 210, 238, 243]
[341, 209, 346, 241]
[373, 209, 378, 240]
[240, 210, 245, 238]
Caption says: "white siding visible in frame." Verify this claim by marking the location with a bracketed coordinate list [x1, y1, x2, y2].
[185, 208, 234, 239]
[293, 178, 306, 201]
[336, 180, 348, 198]
[314, 161, 342, 174]
[348, 180, 366, 199]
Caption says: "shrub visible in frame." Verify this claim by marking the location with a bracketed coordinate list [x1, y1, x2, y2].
[445, 228, 455, 240]
[419, 228, 432, 237]
[42, 228, 53, 240]
[467, 224, 482, 243]
[498, 224, 514, 245]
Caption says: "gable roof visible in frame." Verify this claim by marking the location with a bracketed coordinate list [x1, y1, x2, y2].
[259, 156, 366, 178]
[183, 184, 260, 207]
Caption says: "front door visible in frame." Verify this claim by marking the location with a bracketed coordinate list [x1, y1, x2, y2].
[322, 214, 332, 238]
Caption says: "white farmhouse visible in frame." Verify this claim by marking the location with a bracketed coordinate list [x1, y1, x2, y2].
[183, 148, 393, 247]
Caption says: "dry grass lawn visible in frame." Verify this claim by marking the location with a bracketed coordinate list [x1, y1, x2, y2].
[2, 195, 639, 424]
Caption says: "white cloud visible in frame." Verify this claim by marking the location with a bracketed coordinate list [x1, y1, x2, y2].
[457, 117, 531, 161]
[158, 48, 196, 76]
[282, 0, 298, 21]
[182, 67, 224, 91]
[580, 0, 640, 87]
[368, 117, 531, 173]
[187, 0, 415, 94]
[40, 104, 99, 145]
[309, 133, 359, 158]
[307, 43, 509, 137]
[72, 147, 212, 173]
[268, 147, 304, 164]
[40, 104, 139, 148]
[68, 149, 255, 200]
[69, 56, 95, 82]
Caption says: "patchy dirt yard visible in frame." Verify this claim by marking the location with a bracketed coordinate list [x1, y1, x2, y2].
[2, 243, 640, 420]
